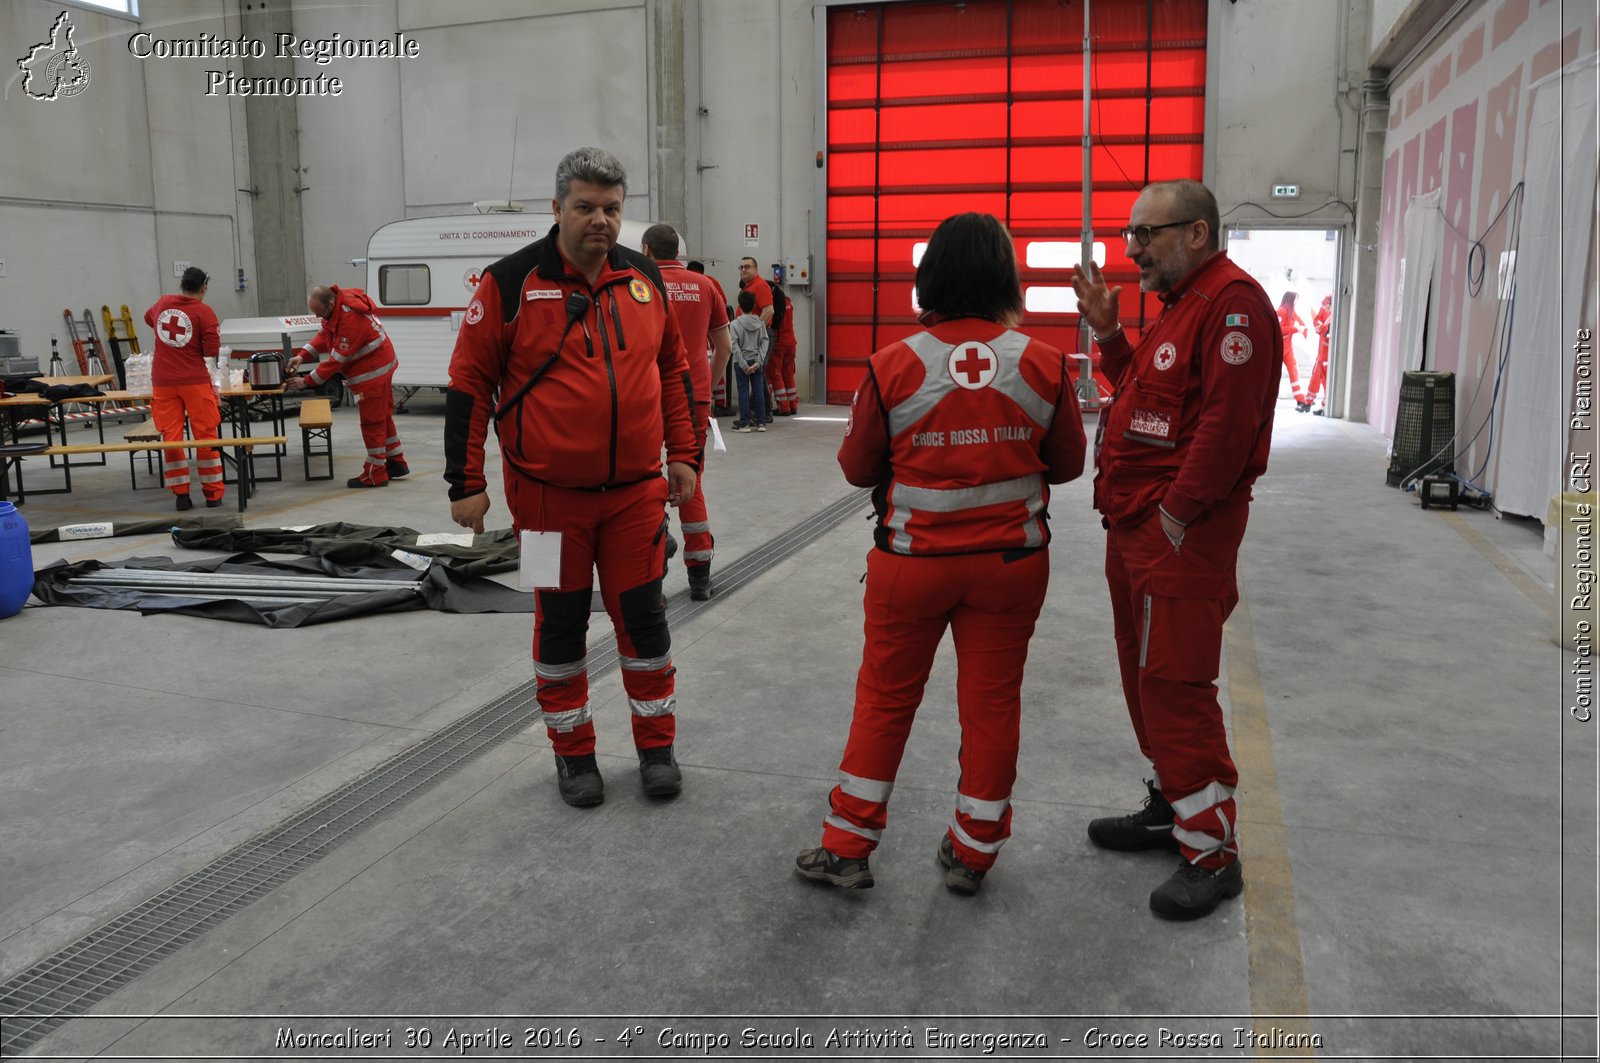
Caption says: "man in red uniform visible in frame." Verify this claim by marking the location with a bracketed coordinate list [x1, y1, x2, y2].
[736, 257, 775, 423]
[643, 224, 731, 600]
[1071, 179, 1280, 920]
[1307, 293, 1333, 413]
[766, 270, 799, 414]
[144, 266, 224, 510]
[1276, 290, 1310, 411]
[286, 285, 406, 488]
[796, 212, 1086, 895]
[445, 146, 700, 807]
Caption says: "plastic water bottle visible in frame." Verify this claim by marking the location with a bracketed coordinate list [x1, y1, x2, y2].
[0, 501, 32, 619]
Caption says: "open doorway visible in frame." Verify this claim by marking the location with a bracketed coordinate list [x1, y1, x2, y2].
[1224, 227, 1342, 415]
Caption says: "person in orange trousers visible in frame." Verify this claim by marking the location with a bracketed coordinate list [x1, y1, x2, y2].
[795, 212, 1087, 896]
[144, 266, 224, 510]
[1277, 290, 1310, 411]
[1306, 293, 1333, 413]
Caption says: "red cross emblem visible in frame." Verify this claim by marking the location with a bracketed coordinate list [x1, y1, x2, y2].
[464, 267, 483, 293]
[1220, 330, 1253, 365]
[947, 341, 997, 390]
[156, 308, 193, 348]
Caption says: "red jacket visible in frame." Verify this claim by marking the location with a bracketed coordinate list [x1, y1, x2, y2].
[298, 286, 398, 391]
[1094, 252, 1280, 528]
[657, 259, 729, 405]
[444, 226, 698, 498]
[839, 318, 1086, 555]
[145, 293, 219, 388]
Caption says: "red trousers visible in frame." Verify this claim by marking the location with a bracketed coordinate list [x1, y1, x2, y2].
[1104, 504, 1248, 868]
[822, 547, 1049, 871]
[350, 376, 403, 485]
[678, 403, 714, 570]
[765, 340, 797, 413]
[1281, 333, 1305, 399]
[1307, 338, 1330, 404]
[152, 382, 223, 501]
[506, 471, 676, 756]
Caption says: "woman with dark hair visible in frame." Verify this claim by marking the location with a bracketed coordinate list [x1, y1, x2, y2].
[795, 212, 1087, 895]
[1277, 289, 1310, 411]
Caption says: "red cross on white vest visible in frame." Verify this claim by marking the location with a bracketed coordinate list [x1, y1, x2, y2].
[953, 345, 991, 384]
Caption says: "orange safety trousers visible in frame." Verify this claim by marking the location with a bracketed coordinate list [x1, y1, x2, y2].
[507, 471, 677, 757]
[765, 339, 798, 413]
[152, 382, 223, 501]
[677, 403, 714, 571]
[821, 547, 1048, 871]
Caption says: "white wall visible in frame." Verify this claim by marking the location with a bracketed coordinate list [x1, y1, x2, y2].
[0, 0, 255, 366]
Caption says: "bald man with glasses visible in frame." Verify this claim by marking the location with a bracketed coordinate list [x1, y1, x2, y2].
[1071, 179, 1280, 921]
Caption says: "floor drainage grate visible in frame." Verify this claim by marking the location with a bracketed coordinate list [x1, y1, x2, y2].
[0, 488, 871, 1057]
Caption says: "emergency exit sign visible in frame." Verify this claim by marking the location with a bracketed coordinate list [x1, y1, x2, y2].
[1271, 184, 1300, 199]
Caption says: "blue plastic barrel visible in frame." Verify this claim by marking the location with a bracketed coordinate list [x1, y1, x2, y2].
[0, 501, 32, 619]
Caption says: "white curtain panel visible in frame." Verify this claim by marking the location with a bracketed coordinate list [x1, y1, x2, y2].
[1395, 188, 1445, 379]
[1494, 56, 1599, 518]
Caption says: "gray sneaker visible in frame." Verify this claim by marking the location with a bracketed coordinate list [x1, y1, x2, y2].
[795, 846, 874, 889]
[937, 834, 986, 896]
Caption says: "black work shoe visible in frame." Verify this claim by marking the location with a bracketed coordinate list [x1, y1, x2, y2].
[554, 752, 605, 807]
[637, 744, 682, 797]
[937, 834, 986, 896]
[687, 566, 713, 601]
[346, 475, 387, 489]
[204, 498, 223, 509]
[385, 459, 410, 479]
[1149, 858, 1244, 920]
[1087, 779, 1180, 852]
[174, 494, 194, 512]
[795, 846, 874, 889]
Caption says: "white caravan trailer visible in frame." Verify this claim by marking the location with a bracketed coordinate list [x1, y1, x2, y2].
[363, 213, 665, 404]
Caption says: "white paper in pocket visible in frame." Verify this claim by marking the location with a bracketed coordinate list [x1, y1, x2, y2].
[518, 530, 563, 589]
[709, 416, 727, 453]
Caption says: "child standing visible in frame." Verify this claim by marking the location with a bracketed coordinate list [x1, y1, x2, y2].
[728, 290, 770, 432]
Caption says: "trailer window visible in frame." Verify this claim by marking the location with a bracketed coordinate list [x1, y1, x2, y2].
[379, 264, 430, 305]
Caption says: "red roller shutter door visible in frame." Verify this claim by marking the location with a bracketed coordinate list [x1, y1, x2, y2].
[825, 0, 1207, 403]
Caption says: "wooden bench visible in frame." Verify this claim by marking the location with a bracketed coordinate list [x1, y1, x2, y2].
[5, 436, 288, 512]
[298, 398, 334, 481]
[123, 419, 163, 487]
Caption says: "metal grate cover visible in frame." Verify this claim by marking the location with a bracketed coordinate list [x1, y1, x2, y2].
[0, 489, 871, 1056]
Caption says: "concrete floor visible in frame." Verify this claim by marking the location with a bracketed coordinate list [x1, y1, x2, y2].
[0, 394, 1594, 1061]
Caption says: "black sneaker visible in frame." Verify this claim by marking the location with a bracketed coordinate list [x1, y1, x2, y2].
[1087, 779, 1180, 852]
[554, 752, 605, 807]
[1149, 858, 1244, 920]
[687, 566, 713, 601]
[386, 459, 410, 479]
[794, 846, 874, 889]
[637, 744, 682, 797]
[174, 493, 194, 512]
[937, 834, 986, 896]
[204, 498, 224, 509]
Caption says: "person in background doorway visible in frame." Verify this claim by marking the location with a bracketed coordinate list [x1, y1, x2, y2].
[796, 212, 1086, 895]
[766, 269, 799, 414]
[728, 290, 769, 432]
[1072, 178, 1280, 921]
[144, 266, 224, 511]
[1277, 290, 1310, 411]
[287, 285, 407, 488]
[1306, 293, 1333, 414]
[444, 146, 699, 808]
[737, 257, 775, 424]
[644, 224, 732, 600]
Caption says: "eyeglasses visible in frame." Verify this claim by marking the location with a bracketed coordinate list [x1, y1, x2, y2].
[1118, 220, 1198, 247]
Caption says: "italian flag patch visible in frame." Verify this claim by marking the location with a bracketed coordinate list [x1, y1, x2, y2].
[1225, 314, 1249, 326]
